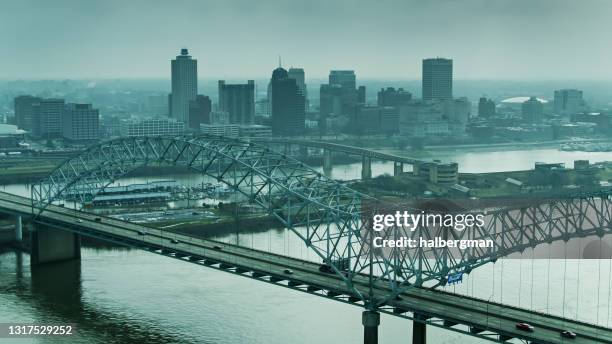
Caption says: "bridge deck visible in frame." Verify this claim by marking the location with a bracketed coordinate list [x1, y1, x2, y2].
[1, 191, 611, 344]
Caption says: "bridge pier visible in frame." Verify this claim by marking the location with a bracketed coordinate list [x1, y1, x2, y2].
[361, 156, 372, 179]
[15, 215, 23, 242]
[412, 314, 427, 344]
[30, 224, 81, 265]
[362, 310, 380, 344]
[323, 149, 333, 177]
[393, 162, 403, 177]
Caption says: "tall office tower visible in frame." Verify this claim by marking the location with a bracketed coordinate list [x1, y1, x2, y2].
[288, 68, 308, 111]
[522, 97, 544, 123]
[169, 48, 198, 123]
[218, 80, 255, 124]
[329, 70, 356, 90]
[377, 87, 412, 107]
[357, 86, 366, 104]
[422, 58, 453, 100]
[62, 103, 99, 141]
[189, 95, 212, 130]
[554, 89, 584, 115]
[32, 98, 65, 138]
[270, 67, 305, 136]
[478, 97, 496, 118]
[14, 95, 41, 131]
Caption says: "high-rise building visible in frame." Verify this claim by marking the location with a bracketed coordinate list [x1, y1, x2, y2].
[188, 95, 212, 130]
[377, 87, 412, 107]
[357, 86, 366, 104]
[478, 97, 496, 118]
[422, 58, 453, 100]
[62, 103, 99, 141]
[270, 67, 305, 136]
[14, 95, 41, 131]
[351, 105, 381, 134]
[522, 97, 544, 123]
[32, 98, 65, 138]
[554, 89, 585, 115]
[218, 80, 255, 124]
[169, 48, 197, 123]
[288, 68, 308, 110]
[329, 70, 356, 90]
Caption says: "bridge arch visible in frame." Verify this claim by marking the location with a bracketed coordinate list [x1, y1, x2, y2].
[31, 135, 612, 306]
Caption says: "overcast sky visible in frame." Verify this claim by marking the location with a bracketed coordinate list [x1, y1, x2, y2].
[1, 0, 612, 80]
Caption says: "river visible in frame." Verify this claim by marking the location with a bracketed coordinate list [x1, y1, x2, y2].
[1, 146, 611, 344]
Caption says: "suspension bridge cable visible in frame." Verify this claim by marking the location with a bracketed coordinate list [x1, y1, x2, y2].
[547, 243, 551, 314]
[608, 235, 612, 327]
[519, 255, 523, 308]
[597, 237, 602, 325]
[576, 237, 582, 321]
[563, 242, 568, 319]
[500, 258, 504, 304]
[530, 247, 534, 311]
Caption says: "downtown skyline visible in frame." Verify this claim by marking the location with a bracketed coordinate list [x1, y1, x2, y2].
[2, 0, 612, 80]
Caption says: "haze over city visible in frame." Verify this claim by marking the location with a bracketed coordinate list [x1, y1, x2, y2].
[2, 0, 612, 80]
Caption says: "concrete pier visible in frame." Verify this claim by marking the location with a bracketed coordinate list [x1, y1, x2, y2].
[361, 156, 372, 179]
[30, 224, 81, 265]
[413, 314, 427, 344]
[394, 162, 403, 176]
[323, 149, 333, 177]
[15, 215, 22, 242]
[362, 310, 380, 344]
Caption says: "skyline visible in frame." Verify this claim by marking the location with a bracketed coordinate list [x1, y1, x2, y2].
[2, 0, 612, 80]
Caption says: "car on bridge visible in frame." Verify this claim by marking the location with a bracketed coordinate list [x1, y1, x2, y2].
[515, 323, 534, 332]
[561, 330, 577, 339]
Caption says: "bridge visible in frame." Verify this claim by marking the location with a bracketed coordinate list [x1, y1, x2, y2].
[1, 135, 611, 344]
[252, 137, 427, 178]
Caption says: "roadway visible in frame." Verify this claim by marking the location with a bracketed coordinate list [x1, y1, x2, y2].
[253, 138, 423, 165]
[1, 191, 611, 344]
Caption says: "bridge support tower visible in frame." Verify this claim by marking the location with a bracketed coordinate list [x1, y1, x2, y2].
[323, 149, 333, 177]
[362, 310, 380, 344]
[30, 224, 81, 265]
[15, 215, 23, 242]
[362, 156, 372, 179]
[412, 314, 427, 344]
[393, 162, 403, 177]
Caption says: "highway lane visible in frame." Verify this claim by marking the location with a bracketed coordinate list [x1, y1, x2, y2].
[1, 192, 611, 343]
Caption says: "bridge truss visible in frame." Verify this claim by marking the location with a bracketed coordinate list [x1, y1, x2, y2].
[31, 135, 612, 308]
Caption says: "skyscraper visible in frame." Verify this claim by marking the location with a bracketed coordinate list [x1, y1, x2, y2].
[522, 97, 544, 123]
[62, 103, 99, 141]
[218, 80, 255, 124]
[189, 95, 212, 129]
[270, 67, 305, 136]
[422, 58, 453, 100]
[554, 89, 584, 115]
[32, 98, 65, 138]
[14, 95, 41, 131]
[478, 97, 496, 118]
[329, 70, 356, 90]
[288, 68, 308, 111]
[169, 48, 197, 123]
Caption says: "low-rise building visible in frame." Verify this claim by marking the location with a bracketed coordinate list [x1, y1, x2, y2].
[414, 161, 459, 184]
[200, 124, 239, 138]
[121, 118, 185, 137]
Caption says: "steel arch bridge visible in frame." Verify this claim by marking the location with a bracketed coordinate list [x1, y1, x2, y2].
[31, 135, 612, 308]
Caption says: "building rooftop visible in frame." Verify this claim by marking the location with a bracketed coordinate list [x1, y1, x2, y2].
[501, 96, 548, 104]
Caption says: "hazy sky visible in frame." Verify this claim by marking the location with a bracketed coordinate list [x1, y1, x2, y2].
[2, 0, 612, 80]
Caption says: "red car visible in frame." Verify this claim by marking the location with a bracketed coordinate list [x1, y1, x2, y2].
[516, 323, 534, 332]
